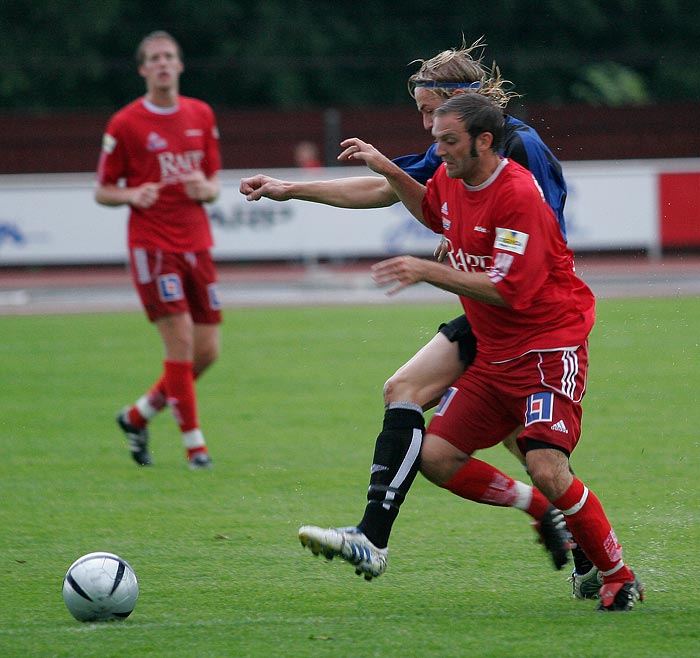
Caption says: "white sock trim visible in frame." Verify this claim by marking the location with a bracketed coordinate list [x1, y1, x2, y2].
[182, 428, 205, 449]
[602, 561, 625, 577]
[135, 396, 160, 421]
[561, 485, 589, 516]
[512, 481, 534, 511]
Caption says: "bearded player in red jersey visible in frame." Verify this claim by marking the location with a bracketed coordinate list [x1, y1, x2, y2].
[304, 93, 644, 611]
[96, 31, 222, 469]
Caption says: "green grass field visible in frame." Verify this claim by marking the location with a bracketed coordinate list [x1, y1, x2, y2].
[1, 297, 698, 657]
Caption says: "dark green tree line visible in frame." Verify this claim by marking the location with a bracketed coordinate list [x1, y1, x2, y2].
[1, 0, 698, 111]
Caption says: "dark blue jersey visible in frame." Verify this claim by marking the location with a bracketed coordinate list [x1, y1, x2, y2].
[392, 114, 568, 239]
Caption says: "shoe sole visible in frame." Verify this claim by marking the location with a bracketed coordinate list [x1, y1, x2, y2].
[299, 528, 385, 579]
[299, 530, 338, 560]
[116, 412, 153, 466]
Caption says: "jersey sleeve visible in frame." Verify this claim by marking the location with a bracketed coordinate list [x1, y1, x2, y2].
[201, 103, 222, 176]
[392, 142, 440, 184]
[96, 114, 128, 185]
[420, 174, 446, 234]
[487, 182, 554, 310]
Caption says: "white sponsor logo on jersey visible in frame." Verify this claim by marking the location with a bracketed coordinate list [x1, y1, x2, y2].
[157, 150, 205, 182]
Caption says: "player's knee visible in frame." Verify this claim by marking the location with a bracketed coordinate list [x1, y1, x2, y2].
[526, 452, 571, 500]
[420, 434, 473, 486]
[383, 372, 412, 405]
[194, 343, 219, 375]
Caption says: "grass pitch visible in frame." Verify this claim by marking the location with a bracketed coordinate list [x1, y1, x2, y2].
[1, 297, 698, 657]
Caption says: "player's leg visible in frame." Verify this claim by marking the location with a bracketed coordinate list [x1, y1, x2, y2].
[121, 297, 221, 437]
[153, 311, 212, 467]
[299, 320, 468, 578]
[420, 431, 569, 570]
[519, 348, 643, 611]
[161, 251, 221, 469]
[117, 247, 174, 465]
[526, 447, 643, 611]
[355, 327, 467, 547]
[423, 361, 570, 569]
[123, 326, 218, 430]
[503, 423, 598, 594]
[384, 323, 469, 410]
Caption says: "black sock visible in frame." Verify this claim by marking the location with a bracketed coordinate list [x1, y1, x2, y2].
[357, 404, 424, 548]
[572, 545, 595, 574]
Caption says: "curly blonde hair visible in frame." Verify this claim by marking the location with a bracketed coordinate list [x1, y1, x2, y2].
[408, 36, 519, 109]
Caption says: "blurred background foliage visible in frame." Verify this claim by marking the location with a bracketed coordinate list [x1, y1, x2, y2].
[0, 0, 698, 111]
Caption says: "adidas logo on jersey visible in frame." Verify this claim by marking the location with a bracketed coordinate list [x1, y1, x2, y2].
[441, 202, 449, 215]
[551, 420, 569, 433]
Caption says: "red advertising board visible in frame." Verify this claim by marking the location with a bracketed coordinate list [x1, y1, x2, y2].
[659, 172, 700, 248]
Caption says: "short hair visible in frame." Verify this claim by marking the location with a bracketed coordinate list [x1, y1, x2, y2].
[408, 36, 519, 109]
[135, 31, 183, 66]
[435, 93, 505, 152]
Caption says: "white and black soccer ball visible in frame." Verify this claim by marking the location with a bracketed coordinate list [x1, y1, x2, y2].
[62, 552, 139, 622]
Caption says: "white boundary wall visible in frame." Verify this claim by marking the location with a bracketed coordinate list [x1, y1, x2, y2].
[1, 158, 698, 266]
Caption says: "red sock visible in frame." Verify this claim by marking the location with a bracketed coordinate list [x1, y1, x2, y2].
[553, 477, 633, 583]
[163, 360, 199, 433]
[442, 457, 549, 520]
[147, 376, 168, 410]
[127, 376, 167, 428]
[127, 406, 147, 429]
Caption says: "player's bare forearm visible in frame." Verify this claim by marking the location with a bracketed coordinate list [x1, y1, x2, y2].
[240, 174, 398, 208]
[95, 182, 159, 208]
[182, 171, 220, 203]
[372, 255, 507, 305]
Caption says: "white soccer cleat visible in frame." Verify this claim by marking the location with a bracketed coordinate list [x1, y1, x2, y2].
[568, 566, 603, 600]
[298, 525, 388, 580]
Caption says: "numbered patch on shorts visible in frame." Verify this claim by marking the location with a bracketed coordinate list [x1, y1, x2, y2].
[208, 283, 221, 310]
[157, 274, 184, 302]
[434, 387, 458, 417]
[525, 391, 554, 426]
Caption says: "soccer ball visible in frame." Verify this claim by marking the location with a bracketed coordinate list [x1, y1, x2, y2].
[62, 552, 139, 622]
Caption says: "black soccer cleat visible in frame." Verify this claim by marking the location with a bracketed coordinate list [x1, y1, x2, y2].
[533, 504, 570, 570]
[116, 408, 152, 466]
[597, 573, 644, 611]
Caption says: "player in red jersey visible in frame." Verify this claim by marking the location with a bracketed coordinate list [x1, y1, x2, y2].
[95, 31, 222, 469]
[336, 92, 642, 611]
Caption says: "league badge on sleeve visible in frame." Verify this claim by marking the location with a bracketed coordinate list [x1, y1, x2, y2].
[495, 227, 529, 255]
[101, 133, 117, 154]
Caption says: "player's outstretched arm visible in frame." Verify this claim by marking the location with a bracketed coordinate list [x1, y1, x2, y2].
[340, 138, 428, 225]
[239, 173, 399, 209]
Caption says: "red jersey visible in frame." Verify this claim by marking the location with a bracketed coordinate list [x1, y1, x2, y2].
[422, 159, 595, 362]
[97, 96, 222, 252]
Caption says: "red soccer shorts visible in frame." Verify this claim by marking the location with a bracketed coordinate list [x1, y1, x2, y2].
[129, 248, 222, 324]
[427, 345, 588, 456]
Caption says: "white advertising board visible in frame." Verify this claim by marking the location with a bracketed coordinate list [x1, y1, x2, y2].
[1, 160, 697, 266]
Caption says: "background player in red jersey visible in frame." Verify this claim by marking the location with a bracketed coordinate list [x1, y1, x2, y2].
[95, 31, 222, 469]
[333, 92, 643, 611]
